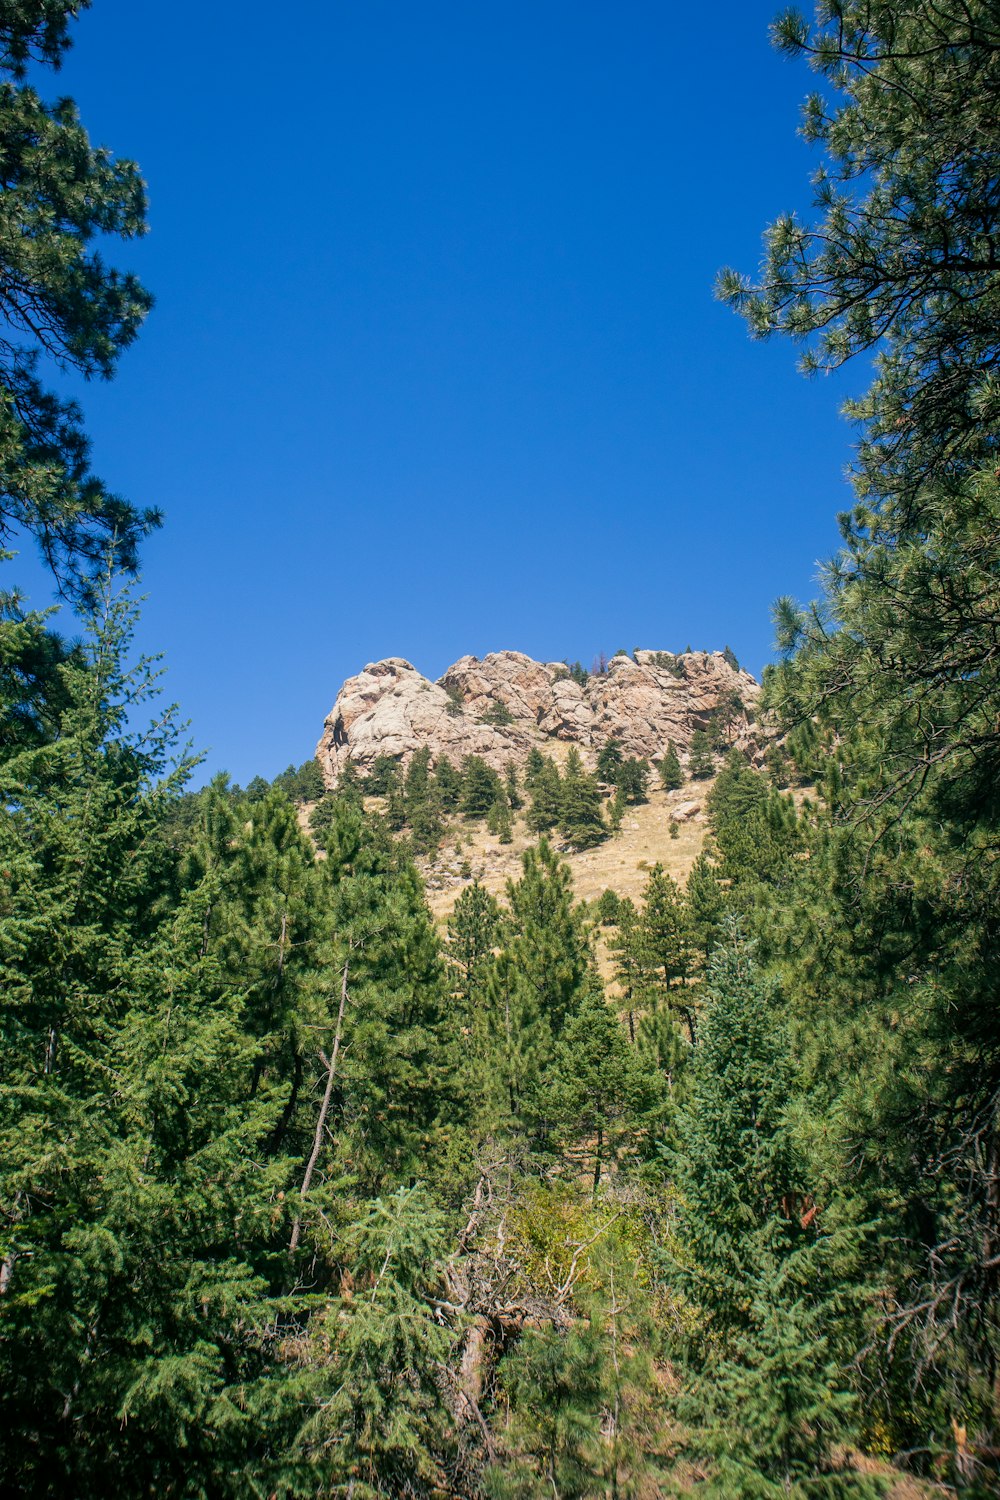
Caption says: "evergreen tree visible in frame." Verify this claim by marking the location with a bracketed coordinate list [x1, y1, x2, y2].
[487, 795, 513, 844]
[309, 801, 453, 1195]
[609, 896, 644, 1042]
[273, 758, 326, 803]
[548, 989, 663, 1195]
[686, 851, 726, 969]
[0, 577, 291, 1495]
[505, 839, 592, 1039]
[614, 756, 650, 805]
[558, 747, 606, 850]
[525, 755, 562, 834]
[293, 1185, 455, 1497]
[487, 1317, 608, 1499]
[764, 742, 790, 789]
[658, 740, 684, 791]
[667, 935, 874, 1496]
[523, 745, 545, 790]
[707, 688, 745, 752]
[433, 752, 462, 809]
[707, 755, 801, 900]
[335, 757, 366, 807]
[504, 758, 522, 810]
[447, 880, 501, 1013]
[718, 0, 1000, 525]
[404, 744, 433, 811]
[637, 864, 695, 1041]
[0, 2, 156, 584]
[474, 948, 554, 1141]
[385, 778, 406, 832]
[480, 698, 514, 726]
[687, 728, 715, 780]
[309, 764, 365, 847]
[639, 865, 691, 988]
[367, 752, 401, 797]
[405, 746, 443, 853]
[460, 754, 504, 819]
[595, 887, 620, 926]
[596, 737, 624, 783]
[0, 574, 80, 752]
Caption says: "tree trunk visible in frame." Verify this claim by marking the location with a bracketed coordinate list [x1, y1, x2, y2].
[289, 958, 349, 1254]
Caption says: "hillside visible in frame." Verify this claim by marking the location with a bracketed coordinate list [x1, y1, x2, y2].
[419, 780, 708, 922]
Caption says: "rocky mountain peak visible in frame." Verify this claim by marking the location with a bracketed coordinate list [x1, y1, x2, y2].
[315, 647, 760, 785]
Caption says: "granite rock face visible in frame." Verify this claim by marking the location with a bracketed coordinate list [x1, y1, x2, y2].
[316, 648, 760, 785]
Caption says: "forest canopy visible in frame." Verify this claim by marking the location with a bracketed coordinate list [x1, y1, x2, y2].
[1, 2, 998, 1496]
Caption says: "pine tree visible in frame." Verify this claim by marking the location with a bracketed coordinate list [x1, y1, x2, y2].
[547, 989, 664, 1195]
[525, 755, 562, 834]
[460, 754, 504, 819]
[367, 752, 401, 797]
[0, 575, 290, 1495]
[334, 757, 366, 807]
[595, 887, 620, 926]
[638, 864, 692, 1002]
[614, 756, 650, 805]
[687, 729, 715, 780]
[0, 573, 80, 753]
[487, 1317, 608, 1498]
[293, 1185, 455, 1497]
[504, 759, 522, 810]
[718, 0, 1000, 523]
[309, 800, 453, 1195]
[686, 852, 726, 969]
[558, 748, 606, 850]
[480, 698, 514, 726]
[405, 747, 443, 853]
[596, 737, 624, 783]
[658, 741, 683, 790]
[273, 758, 326, 802]
[0, 3, 156, 583]
[505, 839, 592, 1039]
[475, 948, 554, 1140]
[707, 756, 801, 897]
[433, 753, 462, 809]
[447, 880, 501, 1013]
[667, 935, 874, 1496]
[487, 795, 513, 843]
[523, 745, 545, 789]
[609, 896, 644, 1041]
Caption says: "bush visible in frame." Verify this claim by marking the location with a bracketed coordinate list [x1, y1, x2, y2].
[479, 699, 514, 726]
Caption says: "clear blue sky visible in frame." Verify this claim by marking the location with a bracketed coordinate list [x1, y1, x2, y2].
[19, 0, 863, 786]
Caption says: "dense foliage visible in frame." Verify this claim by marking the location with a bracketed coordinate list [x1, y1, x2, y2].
[2, 1, 998, 1495]
[0, 0, 155, 585]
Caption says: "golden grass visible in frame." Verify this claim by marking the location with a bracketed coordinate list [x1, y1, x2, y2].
[420, 783, 712, 925]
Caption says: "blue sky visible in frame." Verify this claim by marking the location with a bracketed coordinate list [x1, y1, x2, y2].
[19, 1, 863, 785]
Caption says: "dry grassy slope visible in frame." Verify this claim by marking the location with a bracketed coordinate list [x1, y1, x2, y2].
[420, 781, 711, 924]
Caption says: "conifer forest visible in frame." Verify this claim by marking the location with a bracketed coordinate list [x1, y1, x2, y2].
[2, 2, 999, 1495]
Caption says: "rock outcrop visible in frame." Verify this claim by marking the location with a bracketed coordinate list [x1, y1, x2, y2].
[316, 648, 760, 786]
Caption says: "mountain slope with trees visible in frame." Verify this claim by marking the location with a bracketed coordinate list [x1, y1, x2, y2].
[1, 1, 998, 1496]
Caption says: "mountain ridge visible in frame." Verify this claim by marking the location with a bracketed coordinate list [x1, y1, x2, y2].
[316, 646, 760, 785]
